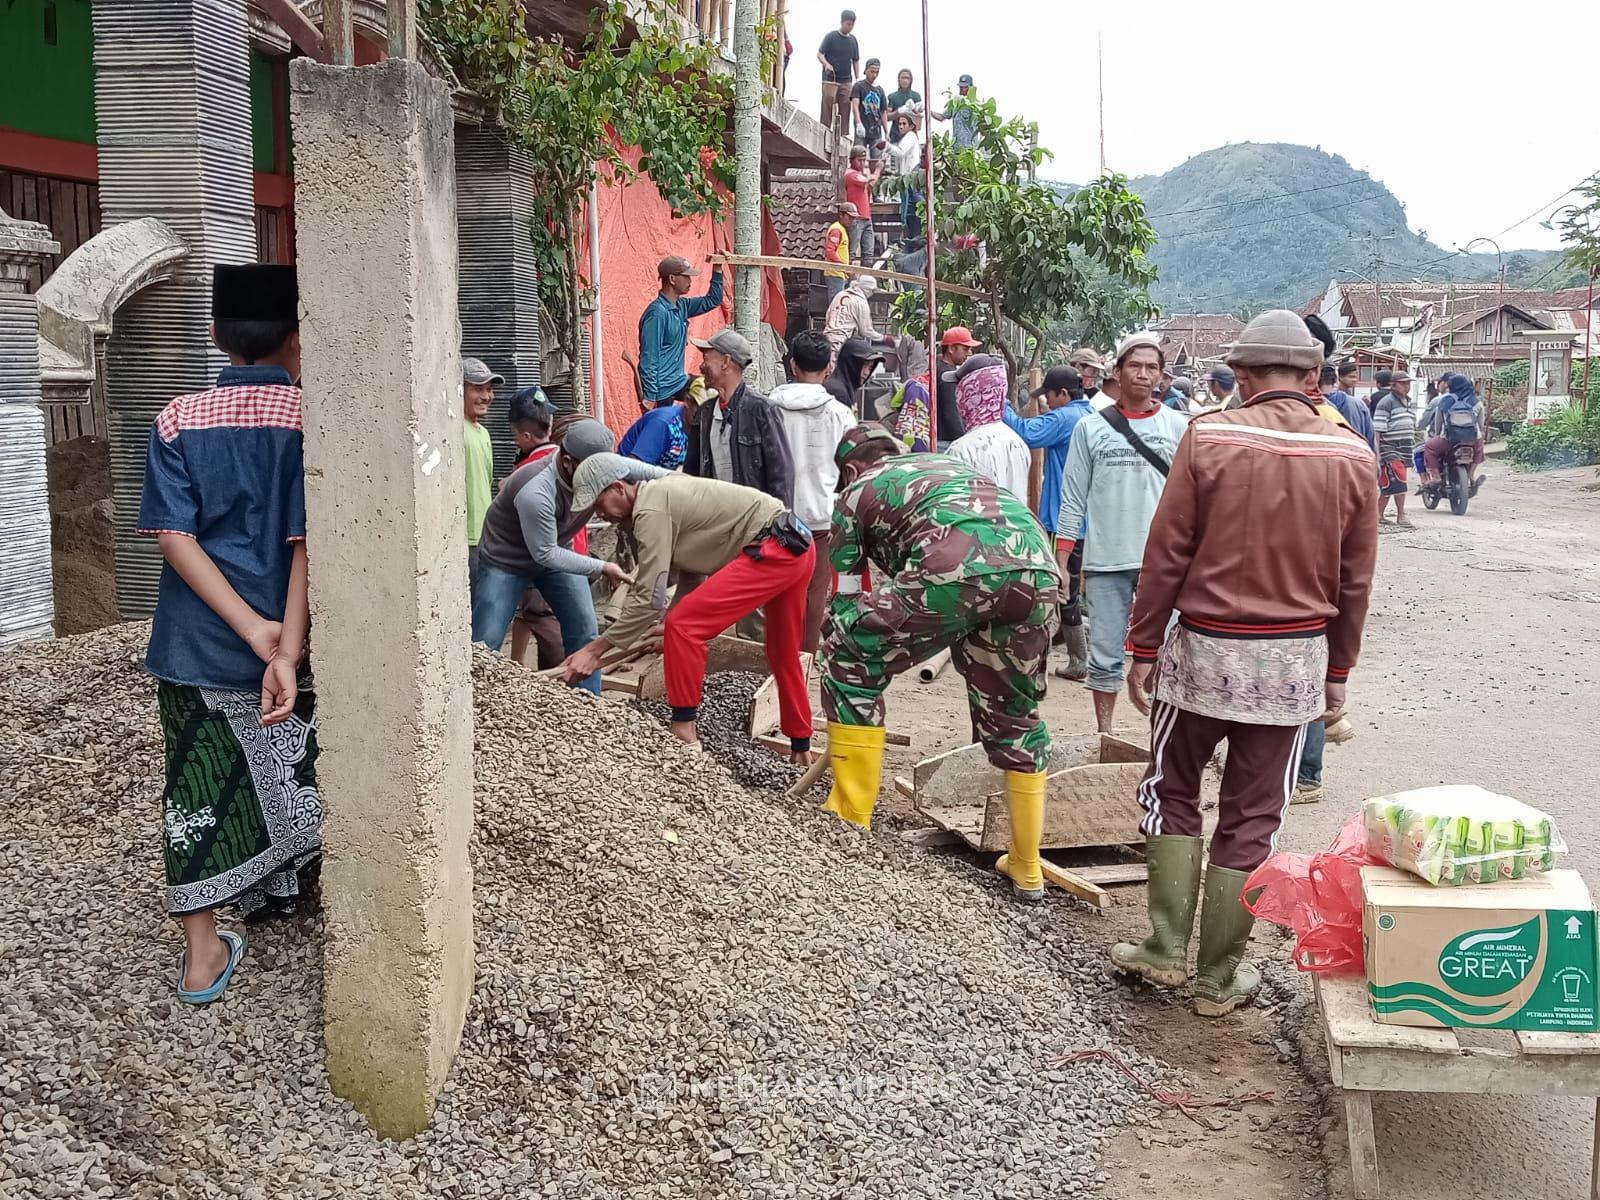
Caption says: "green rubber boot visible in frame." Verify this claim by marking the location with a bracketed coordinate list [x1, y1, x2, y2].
[1109, 835, 1203, 987]
[1193, 865, 1261, 1017]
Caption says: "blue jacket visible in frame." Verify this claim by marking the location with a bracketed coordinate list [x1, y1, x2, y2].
[1002, 396, 1094, 534]
[1326, 389, 1377, 452]
[638, 269, 725, 402]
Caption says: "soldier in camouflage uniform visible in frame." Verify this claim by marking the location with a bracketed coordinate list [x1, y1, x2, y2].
[820, 425, 1062, 901]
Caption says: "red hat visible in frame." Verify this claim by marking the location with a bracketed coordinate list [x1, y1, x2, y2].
[940, 327, 980, 349]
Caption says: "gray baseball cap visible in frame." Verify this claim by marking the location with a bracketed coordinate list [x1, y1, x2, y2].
[559, 418, 615, 462]
[571, 452, 637, 512]
[692, 326, 754, 368]
[462, 356, 504, 386]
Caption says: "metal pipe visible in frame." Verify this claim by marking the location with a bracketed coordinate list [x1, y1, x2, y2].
[920, 0, 938, 446]
[588, 180, 605, 424]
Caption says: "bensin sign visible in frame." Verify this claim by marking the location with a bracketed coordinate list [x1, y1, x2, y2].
[1363, 866, 1600, 1032]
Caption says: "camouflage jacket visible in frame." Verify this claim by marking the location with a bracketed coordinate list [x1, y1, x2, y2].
[831, 454, 1060, 586]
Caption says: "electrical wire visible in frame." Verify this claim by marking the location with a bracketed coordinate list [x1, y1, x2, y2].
[1147, 177, 1372, 220]
[1158, 189, 1390, 242]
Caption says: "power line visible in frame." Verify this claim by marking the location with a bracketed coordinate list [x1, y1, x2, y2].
[1484, 178, 1595, 243]
[1158, 189, 1390, 242]
[1149, 177, 1373, 220]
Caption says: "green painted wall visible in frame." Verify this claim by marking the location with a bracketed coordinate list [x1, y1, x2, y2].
[250, 52, 277, 173]
[0, 0, 97, 144]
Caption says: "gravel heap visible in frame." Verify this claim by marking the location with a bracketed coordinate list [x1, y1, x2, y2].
[1, 624, 1174, 1199]
[633, 671, 809, 794]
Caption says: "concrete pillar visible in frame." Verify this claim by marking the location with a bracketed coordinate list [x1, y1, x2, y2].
[289, 57, 474, 1141]
[0, 210, 61, 647]
[454, 125, 542, 476]
[92, 0, 256, 618]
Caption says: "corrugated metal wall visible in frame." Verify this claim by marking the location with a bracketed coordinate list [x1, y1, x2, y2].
[0, 262, 56, 647]
[455, 124, 542, 480]
[93, 0, 255, 619]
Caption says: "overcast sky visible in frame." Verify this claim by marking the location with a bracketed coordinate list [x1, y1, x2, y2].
[783, 0, 1600, 255]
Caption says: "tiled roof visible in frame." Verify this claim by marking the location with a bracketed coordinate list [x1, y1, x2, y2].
[770, 179, 837, 263]
[1325, 281, 1594, 328]
[1153, 313, 1245, 363]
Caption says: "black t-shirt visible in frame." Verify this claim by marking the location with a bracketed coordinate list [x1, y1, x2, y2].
[851, 81, 887, 139]
[819, 30, 858, 82]
[935, 375, 966, 446]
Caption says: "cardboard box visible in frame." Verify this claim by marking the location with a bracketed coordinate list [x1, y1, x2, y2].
[1362, 866, 1600, 1032]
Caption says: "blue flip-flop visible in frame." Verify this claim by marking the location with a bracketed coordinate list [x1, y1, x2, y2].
[176, 929, 247, 1005]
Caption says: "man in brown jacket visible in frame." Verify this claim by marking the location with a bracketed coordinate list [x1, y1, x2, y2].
[1110, 309, 1378, 1017]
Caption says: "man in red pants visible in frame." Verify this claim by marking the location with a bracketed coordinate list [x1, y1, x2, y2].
[560, 453, 816, 762]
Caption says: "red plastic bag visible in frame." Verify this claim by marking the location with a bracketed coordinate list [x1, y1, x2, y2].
[1243, 815, 1377, 975]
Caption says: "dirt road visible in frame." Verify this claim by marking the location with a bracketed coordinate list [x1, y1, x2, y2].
[870, 462, 1600, 1199]
[1276, 463, 1600, 1198]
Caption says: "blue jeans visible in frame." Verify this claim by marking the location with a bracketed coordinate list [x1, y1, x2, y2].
[1297, 718, 1325, 787]
[900, 188, 922, 240]
[472, 562, 601, 694]
[1083, 569, 1139, 694]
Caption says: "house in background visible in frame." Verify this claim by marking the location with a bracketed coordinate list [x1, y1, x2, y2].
[1150, 312, 1245, 375]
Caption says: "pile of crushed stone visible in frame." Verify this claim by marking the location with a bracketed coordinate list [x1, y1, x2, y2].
[0, 623, 1180, 1199]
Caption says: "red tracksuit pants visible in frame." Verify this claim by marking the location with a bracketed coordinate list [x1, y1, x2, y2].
[664, 537, 816, 746]
[1137, 700, 1309, 871]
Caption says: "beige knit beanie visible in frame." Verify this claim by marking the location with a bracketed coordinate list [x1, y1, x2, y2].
[1226, 309, 1324, 370]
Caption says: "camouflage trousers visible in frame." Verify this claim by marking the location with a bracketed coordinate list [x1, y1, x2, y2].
[822, 570, 1061, 773]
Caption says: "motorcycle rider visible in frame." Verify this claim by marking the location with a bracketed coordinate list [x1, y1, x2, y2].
[1419, 373, 1486, 496]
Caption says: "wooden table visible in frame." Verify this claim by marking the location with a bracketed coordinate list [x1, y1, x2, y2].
[1315, 973, 1600, 1198]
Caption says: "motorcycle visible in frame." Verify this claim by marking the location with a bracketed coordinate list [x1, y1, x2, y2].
[1418, 441, 1478, 516]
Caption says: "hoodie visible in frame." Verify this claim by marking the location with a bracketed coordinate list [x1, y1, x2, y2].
[768, 381, 855, 528]
[824, 337, 883, 418]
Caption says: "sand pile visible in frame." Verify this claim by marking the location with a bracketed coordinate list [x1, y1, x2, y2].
[0, 624, 1171, 1198]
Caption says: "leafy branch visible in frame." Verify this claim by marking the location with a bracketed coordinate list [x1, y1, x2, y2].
[420, 0, 733, 400]
[891, 94, 1158, 375]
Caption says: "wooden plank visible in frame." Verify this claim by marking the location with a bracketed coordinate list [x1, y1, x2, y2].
[706, 633, 771, 675]
[712, 253, 994, 301]
[256, 0, 332, 61]
[1040, 861, 1110, 910]
[893, 775, 916, 799]
[1316, 974, 1459, 1055]
[1344, 1091, 1381, 1200]
[1070, 862, 1148, 886]
[912, 734, 1124, 828]
[747, 654, 813, 738]
[1516, 1029, 1600, 1056]
[1099, 732, 1151, 764]
[322, 0, 355, 65]
[1338, 1044, 1600, 1096]
[387, 0, 418, 59]
[977, 761, 1147, 853]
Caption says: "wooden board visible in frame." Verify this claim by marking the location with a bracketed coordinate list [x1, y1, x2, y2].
[1517, 1029, 1600, 1056]
[707, 634, 773, 675]
[977, 762, 1149, 853]
[1040, 861, 1110, 910]
[746, 654, 813, 738]
[912, 736, 1151, 852]
[600, 654, 667, 701]
[1316, 974, 1459, 1056]
[1069, 862, 1149, 886]
[712, 252, 994, 300]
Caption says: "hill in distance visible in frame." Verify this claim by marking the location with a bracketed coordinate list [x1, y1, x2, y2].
[1056, 143, 1571, 313]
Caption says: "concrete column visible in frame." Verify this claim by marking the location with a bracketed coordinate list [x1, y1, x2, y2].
[289, 57, 474, 1141]
[0, 211, 61, 647]
[454, 124, 542, 476]
[92, 0, 256, 618]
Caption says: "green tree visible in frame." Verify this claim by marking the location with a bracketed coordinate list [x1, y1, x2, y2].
[420, 0, 732, 401]
[895, 96, 1157, 375]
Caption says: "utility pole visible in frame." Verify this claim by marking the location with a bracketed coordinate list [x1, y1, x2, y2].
[732, 0, 762, 349]
[1097, 35, 1106, 175]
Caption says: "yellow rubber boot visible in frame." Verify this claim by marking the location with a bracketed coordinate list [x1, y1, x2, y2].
[996, 768, 1047, 901]
[821, 722, 886, 828]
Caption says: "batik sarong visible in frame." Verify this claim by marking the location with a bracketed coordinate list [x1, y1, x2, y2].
[157, 681, 322, 916]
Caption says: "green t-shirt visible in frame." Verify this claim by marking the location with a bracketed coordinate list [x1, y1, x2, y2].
[463, 419, 494, 546]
